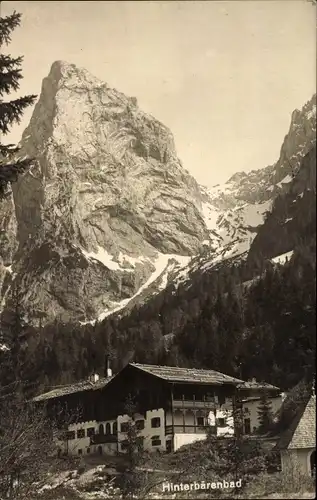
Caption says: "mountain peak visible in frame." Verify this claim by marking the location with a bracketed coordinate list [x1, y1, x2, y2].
[47, 60, 105, 88]
[6, 61, 209, 324]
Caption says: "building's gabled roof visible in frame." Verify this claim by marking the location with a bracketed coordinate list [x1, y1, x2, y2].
[32, 376, 114, 402]
[130, 363, 244, 385]
[277, 395, 316, 450]
[241, 395, 281, 403]
[237, 380, 280, 391]
[33, 363, 281, 403]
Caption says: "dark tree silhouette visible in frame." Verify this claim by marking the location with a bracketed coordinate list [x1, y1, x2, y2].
[0, 8, 37, 199]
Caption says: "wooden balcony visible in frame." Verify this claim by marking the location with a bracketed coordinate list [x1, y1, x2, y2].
[90, 433, 117, 445]
[165, 424, 214, 435]
[173, 399, 220, 410]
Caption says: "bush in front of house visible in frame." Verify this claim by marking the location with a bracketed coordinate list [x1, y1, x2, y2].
[241, 470, 315, 498]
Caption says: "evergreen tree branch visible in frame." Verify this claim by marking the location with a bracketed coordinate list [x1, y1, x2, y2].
[0, 95, 37, 134]
[0, 54, 23, 71]
[0, 67, 23, 96]
[0, 11, 21, 47]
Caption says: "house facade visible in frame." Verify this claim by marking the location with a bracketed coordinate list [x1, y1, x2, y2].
[237, 379, 284, 435]
[277, 394, 316, 476]
[33, 362, 282, 457]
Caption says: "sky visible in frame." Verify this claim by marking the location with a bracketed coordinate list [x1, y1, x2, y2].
[1, 0, 316, 187]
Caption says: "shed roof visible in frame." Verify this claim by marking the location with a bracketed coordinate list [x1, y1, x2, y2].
[277, 395, 316, 450]
[237, 380, 280, 391]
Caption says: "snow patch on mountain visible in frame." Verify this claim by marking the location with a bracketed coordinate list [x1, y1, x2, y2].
[80, 252, 191, 323]
[276, 174, 293, 188]
[271, 251, 294, 265]
[81, 246, 147, 272]
[199, 196, 272, 262]
[201, 202, 220, 231]
[81, 246, 123, 271]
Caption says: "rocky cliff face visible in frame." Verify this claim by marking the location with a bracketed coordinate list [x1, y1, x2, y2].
[2, 61, 209, 324]
[174, 94, 316, 284]
[197, 94, 316, 265]
[247, 144, 316, 265]
[0, 60, 315, 324]
[204, 94, 316, 210]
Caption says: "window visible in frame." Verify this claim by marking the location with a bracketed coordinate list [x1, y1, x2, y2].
[136, 420, 145, 430]
[87, 448, 90, 454]
[99, 424, 104, 435]
[151, 417, 161, 428]
[113, 422, 118, 434]
[217, 418, 226, 427]
[244, 418, 251, 435]
[87, 427, 95, 437]
[77, 429, 85, 439]
[78, 449, 82, 455]
[196, 417, 204, 427]
[120, 422, 129, 433]
[66, 431, 75, 440]
[244, 407, 250, 414]
[151, 435, 161, 447]
[105, 423, 111, 435]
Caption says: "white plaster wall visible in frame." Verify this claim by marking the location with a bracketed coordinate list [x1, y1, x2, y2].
[66, 420, 97, 455]
[281, 448, 315, 476]
[118, 409, 166, 453]
[210, 397, 235, 436]
[56, 419, 118, 456]
[173, 433, 207, 451]
[219, 395, 283, 434]
[243, 396, 283, 433]
[144, 409, 166, 452]
[208, 408, 234, 437]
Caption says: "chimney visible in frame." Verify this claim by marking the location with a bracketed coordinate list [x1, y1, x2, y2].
[104, 354, 112, 378]
[88, 372, 100, 383]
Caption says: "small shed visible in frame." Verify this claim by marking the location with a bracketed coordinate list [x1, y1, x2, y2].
[277, 394, 315, 476]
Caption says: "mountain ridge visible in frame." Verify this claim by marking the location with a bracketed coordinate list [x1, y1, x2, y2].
[0, 61, 315, 325]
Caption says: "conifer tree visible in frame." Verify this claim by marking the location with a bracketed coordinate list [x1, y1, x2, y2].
[257, 391, 274, 434]
[0, 9, 37, 199]
[116, 394, 145, 499]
